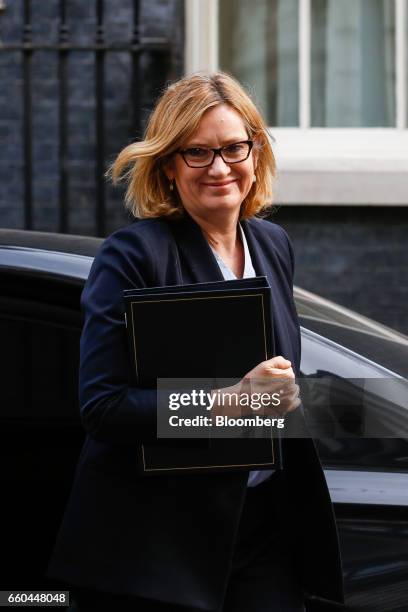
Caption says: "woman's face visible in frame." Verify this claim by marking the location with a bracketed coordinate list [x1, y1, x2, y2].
[165, 104, 257, 222]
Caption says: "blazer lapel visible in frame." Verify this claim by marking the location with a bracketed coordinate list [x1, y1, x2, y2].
[169, 214, 225, 284]
[241, 218, 297, 366]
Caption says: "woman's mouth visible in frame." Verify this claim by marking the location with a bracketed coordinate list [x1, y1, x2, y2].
[202, 179, 237, 188]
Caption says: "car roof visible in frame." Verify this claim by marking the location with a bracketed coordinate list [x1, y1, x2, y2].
[0, 229, 102, 257]
[0, 229, 101, 283]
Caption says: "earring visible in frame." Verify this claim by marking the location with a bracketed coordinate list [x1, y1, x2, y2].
[252, 175, 257, 183]
[169, 179, 174, 191]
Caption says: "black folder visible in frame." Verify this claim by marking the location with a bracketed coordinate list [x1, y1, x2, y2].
[123, 277, 282, 475]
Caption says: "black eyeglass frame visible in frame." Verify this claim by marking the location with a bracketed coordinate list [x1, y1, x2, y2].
[176, 139, 254, 168]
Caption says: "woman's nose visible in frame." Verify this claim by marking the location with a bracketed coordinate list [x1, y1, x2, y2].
[208, 154, 231, 176]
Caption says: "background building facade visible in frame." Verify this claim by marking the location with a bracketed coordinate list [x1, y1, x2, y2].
[0, 0, 407, 333]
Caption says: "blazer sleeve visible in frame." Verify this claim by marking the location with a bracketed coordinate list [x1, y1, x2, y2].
[278, 225, 302, 377]
[78, 228, 159, 444]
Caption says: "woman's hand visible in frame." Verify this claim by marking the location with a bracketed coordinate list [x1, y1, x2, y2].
[242, 356, 300, 417]
[211, 356, 301, 418]
[244, 356, 294, 381]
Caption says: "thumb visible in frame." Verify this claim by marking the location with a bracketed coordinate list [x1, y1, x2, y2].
[270, 356, 292, 369]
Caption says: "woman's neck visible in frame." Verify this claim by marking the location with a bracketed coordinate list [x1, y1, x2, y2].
[188, 210, 240, 256]
[189, 210, 244, 278]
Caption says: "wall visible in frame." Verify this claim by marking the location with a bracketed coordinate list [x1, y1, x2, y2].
[275, 206, 408, 334]
[0, 0, 184, 235]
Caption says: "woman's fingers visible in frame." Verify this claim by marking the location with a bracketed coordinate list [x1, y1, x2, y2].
[280, 382, 300, 397]
[240, 357, 301, 417]
[264, 367, 295, 378]
[245, 375, 296, 400]
[283, 393, 301, 413]
[244, 356, 294, 380]
[268, 382, 300, 415]
[264, 356, 292, 369]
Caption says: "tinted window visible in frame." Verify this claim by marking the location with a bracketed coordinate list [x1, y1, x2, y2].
[0, 301, 81, 420]
[0, 280, 84, 589]
[300, 317, 408, 378]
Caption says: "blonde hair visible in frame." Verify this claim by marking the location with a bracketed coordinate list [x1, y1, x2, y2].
[108, 72, 276, 219]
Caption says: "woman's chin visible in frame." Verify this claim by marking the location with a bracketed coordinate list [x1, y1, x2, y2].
[199, 195, 242, 213]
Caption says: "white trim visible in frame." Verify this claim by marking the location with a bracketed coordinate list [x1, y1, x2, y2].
[184, 0, 219, 75]
[299, 0, 311, 128]
[271, 128, 408, 205]
[395, 0, 407, 129]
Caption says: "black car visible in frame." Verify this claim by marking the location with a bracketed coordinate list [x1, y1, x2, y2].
[1, 229, 407, 612]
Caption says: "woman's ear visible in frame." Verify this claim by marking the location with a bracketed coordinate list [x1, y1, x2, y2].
[163, 158, 175, 182]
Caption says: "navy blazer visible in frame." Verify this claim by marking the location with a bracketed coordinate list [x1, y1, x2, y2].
[47, 214, 344, 610]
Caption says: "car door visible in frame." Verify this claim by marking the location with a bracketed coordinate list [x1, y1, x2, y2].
[0, 264, 85, 591]
[299, 319, 408, 612]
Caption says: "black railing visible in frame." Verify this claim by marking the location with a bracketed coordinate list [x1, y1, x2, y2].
[0, 0, 171, 236]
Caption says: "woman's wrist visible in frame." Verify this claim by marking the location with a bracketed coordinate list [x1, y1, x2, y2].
[210, 381, 245, 419]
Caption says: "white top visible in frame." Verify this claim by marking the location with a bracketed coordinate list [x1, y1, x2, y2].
[209, 224, 274, 488]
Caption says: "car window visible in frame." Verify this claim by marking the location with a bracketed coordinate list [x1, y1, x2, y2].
[300, 329, 408, 473]
[295, 288, 408, 379]
[299, 317, 408, 379]
[295, 287, 407, 343]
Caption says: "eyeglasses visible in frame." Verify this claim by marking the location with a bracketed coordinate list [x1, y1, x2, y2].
[177, 140, 253, 168]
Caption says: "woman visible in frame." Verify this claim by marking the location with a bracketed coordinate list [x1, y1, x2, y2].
[47, 72, 344, 611]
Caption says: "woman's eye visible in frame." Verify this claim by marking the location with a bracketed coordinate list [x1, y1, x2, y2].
[225, 143, 244, 153]
[185, 148, 208, 158]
